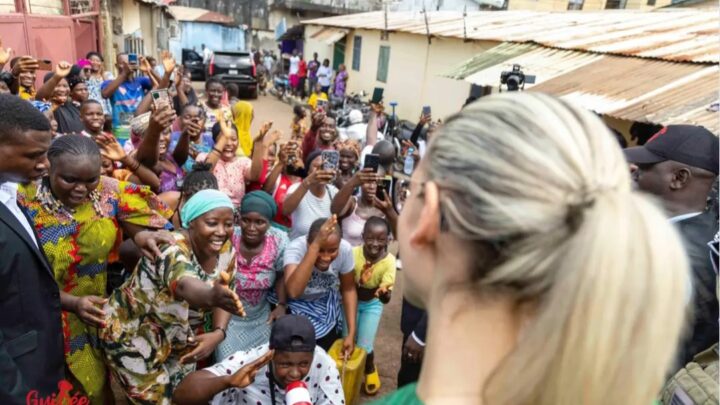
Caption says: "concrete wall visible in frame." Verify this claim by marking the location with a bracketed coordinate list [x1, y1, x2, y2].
[121, 0, 141, 34]
[307, 27, 495, 121]
[169, 21, 246, 60]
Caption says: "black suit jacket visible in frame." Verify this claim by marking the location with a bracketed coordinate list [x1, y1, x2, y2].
[401, 299, 427, 343]
[675, 211, 719, 366]
[0, 202, 64, 403]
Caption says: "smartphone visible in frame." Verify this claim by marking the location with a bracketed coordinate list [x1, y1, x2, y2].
[376, 178, 391, 200]
[422, 105, 431, 116]
[371, 87, 384, 104]
[128, 53, 139, 67]
[38, 59, 52, 71]
[316, 99, 328, 108]
[150, 89, 169, 108]
[321, 150, 340, 171]
[364, 153, 380, 172]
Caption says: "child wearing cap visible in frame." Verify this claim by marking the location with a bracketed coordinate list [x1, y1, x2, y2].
[173, 315, 345, 405]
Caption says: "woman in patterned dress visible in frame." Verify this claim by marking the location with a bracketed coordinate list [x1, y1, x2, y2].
[18, 135, 172, 404]
[100, 189, 245, 404]
[216, 191, 289, 360]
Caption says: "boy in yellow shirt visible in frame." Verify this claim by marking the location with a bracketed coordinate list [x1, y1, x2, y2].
[350, 216, 396, 395]
[307, 83, 328, 111]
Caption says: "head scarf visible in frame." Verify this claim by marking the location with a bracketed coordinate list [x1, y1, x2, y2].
[304, 149, 323, 171]
[231, 100, 254, 157]
[180, 189, 234, 228]
[77, 59, 91, 69]
[67, 75, 85, 90]
[240, 191, 277, 221]
[337, 139, 361, 159]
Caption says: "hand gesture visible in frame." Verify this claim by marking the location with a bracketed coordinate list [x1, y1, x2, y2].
[0, 38, 12, 66]
[117, 60, 131, 77]
[314, 215, 338, 246]
[311, 111, 326, 129]
[212, 271, 245, 316]
[352, 168, 378, 187]
[373, 188, 394, 215]
[161, 51, 176, 74]
[151, 100, 177, 130]
[254, 121, 273, 142]
[175, 66, 186, 91]
[180, 332, 222, 364]
[95, 134, 126, 161]
[419, 112, 432, 126]
[74, 295, 108, 328]
[227, 350, 274, 388]
[132, 230, 176, 259]
[183, 119, 203, 139]
[303, 168, 334, 188]
[342, 335, 355, 359]
[371, 102, 384, 115]
[375, 285, 393, 304]
[54, 61, 72, 78]
[11, 56, 38, 76]
[267, 305, 286, 324]
[263, 129, 281, 148]
[139, 57, 152, 73]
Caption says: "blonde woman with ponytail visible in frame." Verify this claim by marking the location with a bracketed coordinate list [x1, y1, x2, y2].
[374, 93, 691, 405]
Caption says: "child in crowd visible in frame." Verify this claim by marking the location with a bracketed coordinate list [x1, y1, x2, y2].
[349, 216, 396, 395]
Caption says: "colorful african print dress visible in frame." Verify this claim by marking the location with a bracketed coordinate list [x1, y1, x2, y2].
[100, 232, 237, 405]
[216, 226, 288, 360]
[18, 177, 171, 405]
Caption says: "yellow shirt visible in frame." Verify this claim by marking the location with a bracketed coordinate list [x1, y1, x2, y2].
[352, 246, 396, 289]
[308, 92, 328, 110]
[19, 86, 35, 100]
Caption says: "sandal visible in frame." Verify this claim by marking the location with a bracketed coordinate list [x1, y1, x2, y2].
[364, 368, 382, 395]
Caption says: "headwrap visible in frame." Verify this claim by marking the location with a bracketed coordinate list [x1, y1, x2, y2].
[337, 139, 361, 158]
[240, 191, 277, 221]
[77, 59, 91, 68]
[304, 149, 323, 171]
[67, 75, 85, 90]
[180, 189, 234, 228]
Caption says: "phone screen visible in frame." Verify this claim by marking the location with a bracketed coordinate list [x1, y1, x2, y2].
[371, 87, 384, 104]
[364, 153, 380, 172]
[151, 89, 169, 108]
[128, 53, 138, 65]
[38, 60, 52, 71]
[422, 106, 431, 115]
[376, 179, 391, 200]
[321, 150, 340, 171]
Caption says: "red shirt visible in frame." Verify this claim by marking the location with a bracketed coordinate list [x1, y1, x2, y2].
[298, 60, 308, 78]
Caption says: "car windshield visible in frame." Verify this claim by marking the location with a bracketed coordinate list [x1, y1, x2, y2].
[214, 54, 251, 65]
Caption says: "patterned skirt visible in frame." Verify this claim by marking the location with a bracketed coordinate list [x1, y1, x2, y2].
[216, 302, 272, 361]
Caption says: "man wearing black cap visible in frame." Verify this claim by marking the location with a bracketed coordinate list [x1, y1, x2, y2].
[624, 124, 719, 365]
[173, 315, 344, 405]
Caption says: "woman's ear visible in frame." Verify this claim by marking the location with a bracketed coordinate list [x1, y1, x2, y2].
[409, 181, 441, 249]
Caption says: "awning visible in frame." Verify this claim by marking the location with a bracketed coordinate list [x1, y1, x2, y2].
[443, 42, 603, 89]
[278, 24, 304, 41]
[443, 42, 719, 133]
[310, 27, 349, 44]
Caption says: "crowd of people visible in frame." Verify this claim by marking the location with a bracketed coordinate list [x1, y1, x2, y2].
[0, 40, 718, 405]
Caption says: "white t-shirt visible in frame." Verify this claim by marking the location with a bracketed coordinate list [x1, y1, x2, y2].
[289, 56, 300, 75]
[285, 183, 338, 241]
[207, 344, 344, 405]
[203, 48, 213, 64]
[317, 66, 332, 87]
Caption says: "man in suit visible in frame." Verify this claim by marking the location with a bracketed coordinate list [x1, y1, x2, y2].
[398, 298, 427, 387]
[0, 94, 64, 402]
[625, 125, 719, 366]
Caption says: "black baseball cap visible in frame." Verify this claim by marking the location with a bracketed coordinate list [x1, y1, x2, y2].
[624, 125, 719, 175]
[269, 315, 316, 353]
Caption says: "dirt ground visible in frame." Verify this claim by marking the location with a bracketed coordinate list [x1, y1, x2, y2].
[111, 91, 404, 403]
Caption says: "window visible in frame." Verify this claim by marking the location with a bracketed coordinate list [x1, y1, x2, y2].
[604, 0, 627, 8]
[647, 0, 656, 5]
[567, 0, 584, 9]
[376, 45, 390, 83]
[352, 36, 362, 71]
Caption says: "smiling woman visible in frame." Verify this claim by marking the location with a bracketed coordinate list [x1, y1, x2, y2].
[100, 189, 246, 405]
[18, 134, 172, 404]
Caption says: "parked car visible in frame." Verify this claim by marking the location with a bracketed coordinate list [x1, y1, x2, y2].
[181, 48, 205, 81]
[206, 51, 257, 99]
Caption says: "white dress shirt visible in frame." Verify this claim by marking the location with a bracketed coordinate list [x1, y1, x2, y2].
[0, 182, 37, 246]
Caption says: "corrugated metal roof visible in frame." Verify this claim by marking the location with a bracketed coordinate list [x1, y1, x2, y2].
[302, 10, 720, 63]
[310, 27, 349, 44]
[444, 42, 535, 80]
[168, 6, 235, 25]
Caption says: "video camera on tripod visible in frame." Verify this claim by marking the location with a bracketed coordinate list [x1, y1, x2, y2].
[499, 64, 536, 92]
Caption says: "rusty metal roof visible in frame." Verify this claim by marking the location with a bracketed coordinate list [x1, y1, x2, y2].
[302, 10, 720, 63]
[168, 6, 235, 25]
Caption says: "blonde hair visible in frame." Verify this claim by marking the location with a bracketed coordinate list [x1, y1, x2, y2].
[427, 93, 690, 405]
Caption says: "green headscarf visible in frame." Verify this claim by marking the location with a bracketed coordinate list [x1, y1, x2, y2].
[240, 191, 277, 221]
[181, 189, 234, 228]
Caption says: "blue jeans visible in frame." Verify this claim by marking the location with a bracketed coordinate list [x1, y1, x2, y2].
[344, 298, 384, 353]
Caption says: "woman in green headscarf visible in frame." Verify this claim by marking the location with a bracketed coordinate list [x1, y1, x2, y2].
[100, 189, 245, 404]
[232, 100, 254, 157]
[216, 191, 290, 359]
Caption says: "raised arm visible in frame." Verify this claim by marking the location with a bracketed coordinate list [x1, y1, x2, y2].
[101, 61, 130, 99]
[248, 124, 277, 183]
[366, 103, 383, 147]
[157, 51, 176, 91]
[410, 112, 431, 148]
[201, 114, 231, 170]
[34, 61, 72, 102]
[135, 100, 177, 168]
[331, 168, 377, 218]
[284, 216, 337, 298]
[95, 134, 161, 192]
[10, 56, 39, 95]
